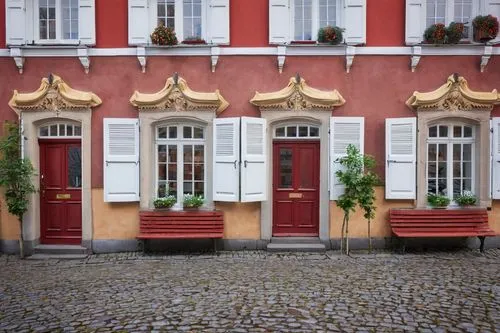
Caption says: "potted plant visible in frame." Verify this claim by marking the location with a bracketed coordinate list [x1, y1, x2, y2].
[427, 193, 450, 208]
[183, 194, 204, 209]
[472, 15, 499, 42]
[317, 26, 344, 45]
[182, 36, 207, 45]
[150, 24, 178, 46]
[454, 191, 477, 207]
[153, 195, 177, 209]
[446, 22, 465, 44]
[424, 23, 447, 44]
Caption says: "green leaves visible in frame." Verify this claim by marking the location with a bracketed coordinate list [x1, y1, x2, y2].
[0, 122, 37, 220]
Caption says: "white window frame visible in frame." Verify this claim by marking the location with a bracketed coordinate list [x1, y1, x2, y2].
[155, 122, 207, 208]
[149, 0, 208, 43]
[273, 123, 320, 139]
[291, 0, 342, 41]
[38, 121, 82, 138]
[424, 0, 479, 41]
[426, 123, 476, 204]
[34, 0, 80, 44]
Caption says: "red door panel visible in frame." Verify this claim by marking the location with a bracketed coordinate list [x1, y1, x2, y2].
[273, 141, 320, 236]
[40, 139, 82, 244]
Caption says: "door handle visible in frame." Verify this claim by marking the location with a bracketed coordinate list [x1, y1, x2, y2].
[40, 174, 45, 197]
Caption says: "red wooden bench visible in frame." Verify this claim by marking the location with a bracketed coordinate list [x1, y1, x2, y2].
[138, 210, 224, 252]
[389, 208, 497, 253]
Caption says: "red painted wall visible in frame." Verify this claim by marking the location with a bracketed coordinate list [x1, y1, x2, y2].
[1, 56, 498, 187]
[95, 0, 128, 48]
[0, 0, 6, 48]
[230, 0, 268, 47]
[366, 0, 405, 46]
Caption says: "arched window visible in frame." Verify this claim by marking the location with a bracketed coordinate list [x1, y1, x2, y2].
[156, 123, 206, 205]
[427, 123, 475, 200]
[39, 121, 82, 138]
[274, 124, 320, 139]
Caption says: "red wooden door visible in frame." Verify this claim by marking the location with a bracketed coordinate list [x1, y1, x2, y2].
[39, 139, 82, 244]
[273, 141, 320, 236]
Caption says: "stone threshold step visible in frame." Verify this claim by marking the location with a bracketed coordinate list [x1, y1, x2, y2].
[26, 254, 88, 260]
[34, 244, 88, 255]
[271, 237, 322, 244]
[267, 243, 326, 253]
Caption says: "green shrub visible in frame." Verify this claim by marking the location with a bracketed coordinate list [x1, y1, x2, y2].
[317, 26, 344, 45]
[150, 24, 178, 46]
[183, 194, 204, 208]
[153, 195, 177, 209]
[454, 191, 477, 206]
[427, 193, 450, 207]
[424, 23, 447, 44]
[446, 22, 465, 44]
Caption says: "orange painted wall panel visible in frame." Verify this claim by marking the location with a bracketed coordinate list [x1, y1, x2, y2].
[0, 0, 5, 48]
[95, 0, 128, 48]
[366, 0, 405, 46]
[230, 0, 268, 47]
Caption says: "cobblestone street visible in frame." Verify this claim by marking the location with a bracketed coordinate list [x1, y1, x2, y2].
[0, 250, 499, 332]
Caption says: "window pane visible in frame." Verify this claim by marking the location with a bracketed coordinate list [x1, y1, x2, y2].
[168, 126, 177, 139]
[194, 182, 204, 196]
[59, 124, 66, 136]
[194, 145, 204, 161]
[298, 126, 308, 137]
[74, 126, 81, 136]
[276, 127, 285, 137]
[158, 127, 167, 138]
[429, 126, 437, 137]
[183, 181, 193, 194]
[464, 126, 472, 137]
[462, 162, 471, 177]
[453, 126, 462, 138]
[463, 144, 471, 160]
[168, 163, 176, 181]
[463, 179, 471, 191]
[428, 179, 436, 194]
[453, 144, 461, 160]
[428, 162, 436, 177]
[287, 126, 297, 137]
[194, 127, 204, 139]
[183, 163, 192, 180]
[168, 145, 177, 163]
[279, 148, 293, 188]
[50, 124, 58, 136]
[40, 126, 49, 136]
[66, 125, 73, 136]
[49, 20, 56, 39]
[309, 127, 319, 137]
[158, 145, 167, 162]
[438, 162, 446, 177]
[184, 145, 193, 162]
[67, 146, 81, 188]
[183, 126, 192, 139]
[168, 182, 177, 197]
[157, 182, 167, 198]
[437, 178, 447, 195]
[438, 144, 447, 159]
[158, 163, 166, 180]
[194, 164, 204, 180]
[453, 161, 461, 177]
[453, 179, 461, 197]
[428, 144, 436, 160]
[438, 125, 448, 137]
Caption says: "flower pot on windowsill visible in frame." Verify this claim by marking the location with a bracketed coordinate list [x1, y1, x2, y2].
[473, 29, 494, 43]
[182, 39, 207, 45]
[290, 40, 317, 45]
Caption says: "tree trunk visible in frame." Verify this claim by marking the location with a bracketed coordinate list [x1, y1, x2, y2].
[18, 217, 24, 259]
[341, 215, 346, 255]
[368, 219, 372, 254]
[345, 217, 350, 256]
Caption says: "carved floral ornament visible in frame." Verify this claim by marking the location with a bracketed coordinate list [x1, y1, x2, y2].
[8, 74, 102, 115]
[406, 74, 500, 112]
[129, 73, 229, 114]
[250, 74, 346, 111]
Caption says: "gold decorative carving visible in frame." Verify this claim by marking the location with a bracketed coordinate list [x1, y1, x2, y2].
[9, 74, 102, 115]
[130, 75, 229, 114]
[406, 74, 500, 112]
[250, 75, 345, 111]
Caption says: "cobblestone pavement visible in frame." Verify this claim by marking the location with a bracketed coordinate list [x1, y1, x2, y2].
[0, 249, 499, 333]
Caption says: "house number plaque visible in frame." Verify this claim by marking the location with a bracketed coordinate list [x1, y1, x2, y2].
[56, 194, 71, 199]
[289, 193, 303, 199]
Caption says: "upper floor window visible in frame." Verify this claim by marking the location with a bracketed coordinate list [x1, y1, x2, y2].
[128, 0, 229, 45]
[426, 0, 475, 39]
[5, 0, 95, 46]
[269, 0, 366, 45]
[293, 0, 340, 41]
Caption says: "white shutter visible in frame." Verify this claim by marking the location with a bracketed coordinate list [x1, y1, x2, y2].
[103, 118, 140, 202]
[329, 117, 365, 200]
[6, 0, 26, 45]
[78, 0, 95, 44]
[269, 0, 290, 44]
[128, 0, 149, 45]
[385, 118, 417, 199]
[208, 0, 230, 44]
[241, 117, 267, 202]
[486, 1, 500, 44]
[491, 118, 500, 198]
[213, 118, 240, 202]
[406, 0, 424, 44]
[344, 0, 366, 45]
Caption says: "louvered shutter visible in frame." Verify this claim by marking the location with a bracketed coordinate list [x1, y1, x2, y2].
[208, 0, 230, 44]
[241, 117, 267, 202]
[329, 117, 365, 200]
[486, 1, 500, 44]
[385, 118, 416, 199]
[491, 118, 500, 198]
[344, 0, 366, 45]
[406, 0, 424, 44]
[128, 0, 149, 45]
[103, 118, 140, 202]
[213, 118, 240, 202]
[78, 0, 95, 44]
[6, 0, 26, 45]
[269, 0, 290, 44]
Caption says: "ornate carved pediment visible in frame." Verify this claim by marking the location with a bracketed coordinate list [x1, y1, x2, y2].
[250, 75, 345, 111]
[130, 74, 229, 114]
[9, 74, 102, 115]
[406, 74, 500, 112]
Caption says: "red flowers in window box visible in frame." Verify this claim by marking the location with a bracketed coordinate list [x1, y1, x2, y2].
[317, 26, 344, 45]
[472, 15, 499, 42]
[424, 23, 447, 44]
[150, 24, 178, 46]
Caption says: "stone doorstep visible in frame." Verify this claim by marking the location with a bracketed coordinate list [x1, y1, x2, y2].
[26, 253, 88, 260]
[33, 244, 88, 255]
[266, 243, 326, 253]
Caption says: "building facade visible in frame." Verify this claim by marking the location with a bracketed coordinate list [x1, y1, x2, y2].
[1, 0, 500, 254]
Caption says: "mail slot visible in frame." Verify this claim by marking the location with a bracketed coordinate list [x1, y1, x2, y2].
[289, 193, 303, 199]
[56, 194, 71, 199]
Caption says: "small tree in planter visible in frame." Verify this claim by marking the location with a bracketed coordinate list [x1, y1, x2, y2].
[446, 22, 465, 44]
[424, 23, 447, 44]
[335, 144, 378, 255]
[0, 122, 36, 258]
